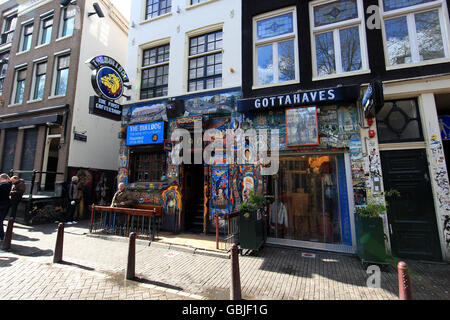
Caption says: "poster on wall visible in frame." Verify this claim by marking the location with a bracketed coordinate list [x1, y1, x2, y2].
[285, 106, 319, 146]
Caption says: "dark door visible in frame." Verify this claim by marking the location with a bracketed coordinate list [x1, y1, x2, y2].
[380, 149, 442, 261]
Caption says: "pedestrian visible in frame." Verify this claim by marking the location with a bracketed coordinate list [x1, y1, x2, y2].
[108, 183, 134, 233]
[9, 176, 26, 219]
[0, 174, 12, 241]
[65, 176, 79, 225]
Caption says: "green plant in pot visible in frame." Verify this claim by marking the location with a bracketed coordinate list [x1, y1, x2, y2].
[355, 189, 400, 265]
[239, 190, 268, 251]
[240, 190, 267, 216]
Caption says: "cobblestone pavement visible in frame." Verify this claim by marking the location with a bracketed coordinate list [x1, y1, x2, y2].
[1, 220, 449, 300]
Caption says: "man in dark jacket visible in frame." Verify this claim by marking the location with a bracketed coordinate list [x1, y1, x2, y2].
[9, 176, 26, 219]
[65, 176, 79, 225]
[0, 174, 12, 241]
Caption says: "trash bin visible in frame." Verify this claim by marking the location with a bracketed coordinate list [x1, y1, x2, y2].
[356, 214, 387, 264]
[239, 208, 265, 251]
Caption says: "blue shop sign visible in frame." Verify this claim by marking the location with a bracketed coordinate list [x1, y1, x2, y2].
[126, 121, 165, 146]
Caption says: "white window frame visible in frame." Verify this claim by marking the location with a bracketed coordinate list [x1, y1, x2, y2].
[58, 6, 76, 39]
[310, 0, 369, 80]
[50, 52, 70, 99]
[141, 0, 172, 23]
[253, 6, 300, 89]
[379, 0, 450, 70]
[10, 67, 27, 106]
[29, 59, 47, 102]
[38, 12, 54, 47]
[19, 22, 34, 53]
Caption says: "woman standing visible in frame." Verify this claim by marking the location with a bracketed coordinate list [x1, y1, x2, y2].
[0, 174, 12, 241]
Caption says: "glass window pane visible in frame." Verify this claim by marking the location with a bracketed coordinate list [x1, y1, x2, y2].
[385, 16, 411, 65]
[278, 40, 296, 81]
[339, 26, 362, 72]
[383, 0, 436, 11]
[257, 44, 274, 85]
[315, 32, 336, 76]
[415, 10, 445, 61]
[257, 13, 293, 40]
[314, 0, 358, 27]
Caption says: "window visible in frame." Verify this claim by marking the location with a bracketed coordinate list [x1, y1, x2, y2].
[253, 8, 299, 86]
[145, 0, 171, 20]
[310, 0, 368, 77]
[40, 15, 53, 45]
[0, 51, 9, 95]
[13, 69, 26, 104]
[20, 127, 38, 182]
[188, 30, 223, 92]
[131, 152, 165, 182]
[33, 62, 47, 100]
[1, 13, 17, 46]
[1, 129, 18, 174]
[60, 7, 75, 38]
[21, 23, 33, 52]
[381, 0, 449, 66]
[54, 55, 70, 96]
[140, 44, 170, 99]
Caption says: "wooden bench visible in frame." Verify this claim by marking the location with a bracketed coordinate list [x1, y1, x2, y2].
[90, 204, 163, 240]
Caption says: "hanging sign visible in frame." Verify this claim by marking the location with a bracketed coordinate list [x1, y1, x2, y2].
[87, 55, 129, 101]
[89, 96, 122, 121]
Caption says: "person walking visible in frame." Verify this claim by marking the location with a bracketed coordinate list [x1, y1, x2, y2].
[65, 176, 79, 225]
[0, 174, 12, 241]
[9, 176, 26, 219]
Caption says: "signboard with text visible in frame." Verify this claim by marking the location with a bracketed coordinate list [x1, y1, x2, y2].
[89, 96, 122, 121]
[126, 121, 165, 146]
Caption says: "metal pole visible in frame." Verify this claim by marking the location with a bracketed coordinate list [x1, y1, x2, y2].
[230, 243, 242, 300]
[126, 232, 136, 280]
[398, 261, 413, 300]
[53, 223, 64, 263]
[2, 218, 15, 251]
[216, 214, 219, 250]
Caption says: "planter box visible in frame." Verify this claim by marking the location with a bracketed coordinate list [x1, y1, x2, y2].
[239, 209, 265, 251]
[356, 214, 387, 264]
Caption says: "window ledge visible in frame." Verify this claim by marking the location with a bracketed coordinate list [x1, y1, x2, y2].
[140, 12, 172, 25]
[8, 103, 23, 107]
[0, 43, 12, 50]
[186, 0, 220, 11]
[35, 43, 50, 50]
[48, 94, 66, 100]
[56, 35, 73, 42]
[15, 50, 30, 56]
[252, 79, 300, 90]
[26, 99, 43, 104]
[386, 58, 450, 71]
[312, 69, 371, 81]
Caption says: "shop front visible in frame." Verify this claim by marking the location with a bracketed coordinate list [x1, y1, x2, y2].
[237, 85, 363, 253]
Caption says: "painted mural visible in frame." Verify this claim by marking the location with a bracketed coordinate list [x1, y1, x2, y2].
[210, 167, 231, 217]
[184, 90, 240, 116]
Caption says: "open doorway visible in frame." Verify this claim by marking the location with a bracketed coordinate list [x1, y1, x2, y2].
[41, 126, 61, 192]
[183, 164, 205, 232]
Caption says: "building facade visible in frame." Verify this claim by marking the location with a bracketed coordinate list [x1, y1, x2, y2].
[0, 0, 129, 222]
[241, 0, 450, 262]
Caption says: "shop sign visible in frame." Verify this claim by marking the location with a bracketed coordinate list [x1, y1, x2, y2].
[126, 121, 165, 146]
[87, 55, 129, 101]
[164, 140, 173, 152]
[89, 96, 122, 121]
[237, 85, 360, 112]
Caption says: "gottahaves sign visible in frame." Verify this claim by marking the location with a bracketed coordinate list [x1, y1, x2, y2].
[237, 85, 360, 112]
[87, 55, 129, 101]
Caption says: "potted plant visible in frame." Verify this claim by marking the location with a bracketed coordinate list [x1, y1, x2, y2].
[355, 190, 399, 265]
[239, 190, 268, 252]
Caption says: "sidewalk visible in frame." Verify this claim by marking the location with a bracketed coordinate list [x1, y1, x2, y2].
[1, 219, 449, 300]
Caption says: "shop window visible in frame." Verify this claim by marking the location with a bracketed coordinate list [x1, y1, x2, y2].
[188, 30, 223, 92]
[141, 44, 170, 99]
[376, 99, 424, 143]
[130, 151, 165, 182]
[20, 127, 38, 182]
[310, 0, 368, 78]
[145, 0, 171, 20]
[381, 0, 449, 66]
[267, 154, 347, 244]
[1, 128, 18, 174]
[253, 8, 299, 86]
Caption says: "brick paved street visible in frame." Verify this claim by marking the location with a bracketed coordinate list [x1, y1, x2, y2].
[1, 220, 449, 300]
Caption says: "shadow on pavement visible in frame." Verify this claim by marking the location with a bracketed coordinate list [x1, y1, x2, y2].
[0, 256, 18, 267]
[57, 260, 95, 271]
[6, 244, 53, 257]
[133, 276, 184, 291]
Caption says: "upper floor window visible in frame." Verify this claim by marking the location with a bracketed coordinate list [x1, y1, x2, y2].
[21, 23, 33, 52]
[140, 44, 170, 99]
[40, 15, 53, 45]
[188, 30, 223, 92]
[33, 61, 47, 100]
[13, 68, 26, 105]
[60, 7, 75, 38]
[0, 51, 9, 95]
[310, 0, 368, 78]
[1, 13, 17, 46]
[253, 8, 299, 87]
[381, 0, 449, 67]
[145, 0, 171, 20]
[54, 55, 70, 96]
